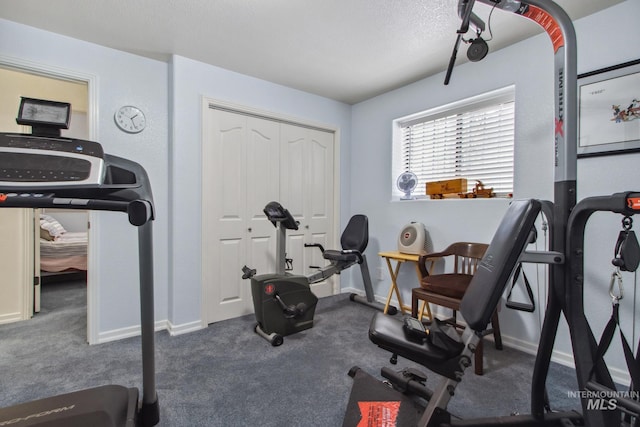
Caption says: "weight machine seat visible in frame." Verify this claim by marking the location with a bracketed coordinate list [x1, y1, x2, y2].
[368, 200, 541, 378]
[369, 312, 464, 380]
[322, 214, 369, 265]
[370, 312, 450, 363]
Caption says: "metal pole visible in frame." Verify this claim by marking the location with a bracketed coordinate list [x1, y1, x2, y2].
[138, 219, 159, 426]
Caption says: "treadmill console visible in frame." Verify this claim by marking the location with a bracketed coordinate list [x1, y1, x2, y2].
[0, 133, 105, 187]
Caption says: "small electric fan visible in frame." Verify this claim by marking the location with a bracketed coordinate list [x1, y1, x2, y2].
[397, 172, 418, 200]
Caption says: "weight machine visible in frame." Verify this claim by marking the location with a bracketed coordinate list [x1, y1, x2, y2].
[344, 1, 640, 426]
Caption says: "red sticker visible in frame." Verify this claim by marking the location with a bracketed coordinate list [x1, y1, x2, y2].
[627, 197, 640, 210]
[357, 401, 400, 427]
[264, 283, 276, 295]
[522, 5, 564, 53]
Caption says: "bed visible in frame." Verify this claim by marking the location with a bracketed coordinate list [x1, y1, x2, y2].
[39, 214, 88, 273]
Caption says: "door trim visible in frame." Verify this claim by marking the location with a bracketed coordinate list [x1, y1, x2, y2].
[200, 96, 342, 326]
[0, 54, 99, 344]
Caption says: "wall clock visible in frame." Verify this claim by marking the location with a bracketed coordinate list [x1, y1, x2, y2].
[114, 105, 146, 133]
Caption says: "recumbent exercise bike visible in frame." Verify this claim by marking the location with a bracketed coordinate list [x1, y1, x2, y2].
[242, 201, 393, 346]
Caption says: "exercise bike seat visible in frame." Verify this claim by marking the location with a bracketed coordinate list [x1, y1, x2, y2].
[322, 249, 362, 264]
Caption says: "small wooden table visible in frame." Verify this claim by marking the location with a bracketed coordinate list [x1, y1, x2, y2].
[378, 251, 433, 320]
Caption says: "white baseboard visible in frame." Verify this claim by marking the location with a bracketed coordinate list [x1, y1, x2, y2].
[0, 312, 26, 325]
[166, 319, 204, 336]
[96, 320, 168, 344]
[96, 318, 207, 343]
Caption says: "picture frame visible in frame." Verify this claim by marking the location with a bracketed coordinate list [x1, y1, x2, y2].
[577, 59, 640, 158]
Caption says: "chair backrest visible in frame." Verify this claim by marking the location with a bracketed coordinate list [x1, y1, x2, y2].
[439, 242, 489, 275]
[341, 214, 369, 252]
[460, 199, 541, 332]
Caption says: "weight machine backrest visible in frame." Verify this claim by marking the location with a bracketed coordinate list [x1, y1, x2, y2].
[460, 199, 541, 332]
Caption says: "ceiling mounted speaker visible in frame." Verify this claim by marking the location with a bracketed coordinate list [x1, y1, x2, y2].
[467, 37, 489, 62]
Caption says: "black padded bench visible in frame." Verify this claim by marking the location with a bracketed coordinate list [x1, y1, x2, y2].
[367, 199, 541, 421]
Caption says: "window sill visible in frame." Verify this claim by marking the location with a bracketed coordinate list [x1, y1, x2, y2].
[391, 195, 513, 203]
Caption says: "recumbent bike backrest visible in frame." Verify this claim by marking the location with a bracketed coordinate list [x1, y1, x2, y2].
[460, 199, 541, 333]
[340, 214, 369, 253]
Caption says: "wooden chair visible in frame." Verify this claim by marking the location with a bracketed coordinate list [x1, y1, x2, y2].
[411, 242, 502, 375]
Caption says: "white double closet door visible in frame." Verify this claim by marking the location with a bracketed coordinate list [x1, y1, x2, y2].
[202, 104, 336, 324]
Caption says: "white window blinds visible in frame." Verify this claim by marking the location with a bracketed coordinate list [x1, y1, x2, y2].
[396, 88, 515, 198]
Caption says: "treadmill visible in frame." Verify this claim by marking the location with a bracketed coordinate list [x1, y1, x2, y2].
[0, 97, 159, 426]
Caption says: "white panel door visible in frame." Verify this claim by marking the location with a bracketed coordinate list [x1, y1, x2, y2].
[280, 125, 335, 297]
[203, 109, 280, 323]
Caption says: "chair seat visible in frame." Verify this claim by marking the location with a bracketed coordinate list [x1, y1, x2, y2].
[420, 274, 473, 299]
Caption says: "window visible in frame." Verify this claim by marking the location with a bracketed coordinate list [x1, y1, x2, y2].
[393, 87, 515, 199]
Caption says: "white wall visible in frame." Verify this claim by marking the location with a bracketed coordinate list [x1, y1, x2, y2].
[349, 0, 640, 381]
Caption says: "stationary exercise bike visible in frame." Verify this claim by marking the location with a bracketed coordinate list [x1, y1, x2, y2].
[243, 201, 391, 346]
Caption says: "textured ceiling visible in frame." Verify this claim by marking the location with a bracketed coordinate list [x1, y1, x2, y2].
[0, 0, 624, 104]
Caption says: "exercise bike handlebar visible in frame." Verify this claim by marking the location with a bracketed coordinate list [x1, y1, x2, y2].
[304, 243, 325, 253]
[263, 201, 299, 230]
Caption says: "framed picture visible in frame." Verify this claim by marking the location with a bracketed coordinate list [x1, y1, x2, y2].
[578, 59, 640, 158]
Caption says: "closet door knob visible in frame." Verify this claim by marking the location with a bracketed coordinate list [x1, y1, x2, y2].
[248, 227, 252, 232]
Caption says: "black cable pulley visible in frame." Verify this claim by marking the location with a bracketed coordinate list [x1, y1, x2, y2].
[612, 216, 640, 272]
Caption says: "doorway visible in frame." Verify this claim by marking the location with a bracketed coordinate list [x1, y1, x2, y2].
[0, 63, 94, 341]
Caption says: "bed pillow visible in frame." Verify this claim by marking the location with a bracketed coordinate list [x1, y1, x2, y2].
[40, 227, 55, 241]
[40, 214, 67, 239]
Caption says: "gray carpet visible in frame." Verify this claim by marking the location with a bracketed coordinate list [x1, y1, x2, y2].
[0, 280, 582, 426]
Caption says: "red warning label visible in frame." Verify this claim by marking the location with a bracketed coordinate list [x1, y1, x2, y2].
[627, 197, 640, 210]
[522, 5, 564, 53]
[357, 401, 400, 427]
